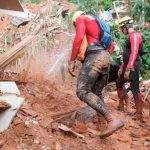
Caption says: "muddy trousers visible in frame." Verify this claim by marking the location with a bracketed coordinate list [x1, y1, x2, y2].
[116, 61, 143, 119]
[76, 49, 124, 138]
[76, 50, 110, 116]
[116, 61, 141, 101]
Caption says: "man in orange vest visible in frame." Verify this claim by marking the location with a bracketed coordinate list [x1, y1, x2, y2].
[68, 11, 124, 138]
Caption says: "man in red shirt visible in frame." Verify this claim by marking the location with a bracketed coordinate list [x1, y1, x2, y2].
[68, 11, 124, 138]
[117, 16, 143, 121]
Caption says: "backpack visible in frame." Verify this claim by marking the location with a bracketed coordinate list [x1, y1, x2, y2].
[93, 16, 112, 49]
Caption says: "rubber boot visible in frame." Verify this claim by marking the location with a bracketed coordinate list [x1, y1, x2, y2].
[135, 93, 143, 122]
[100, 113, 124, 139]
[117, 88, 125, 111]
[85, 98, 124, 138]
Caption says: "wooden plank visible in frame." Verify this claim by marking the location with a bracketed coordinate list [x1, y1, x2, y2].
[0, 20, 44, 72]
[58, 124, 84, 138]
[0, 35, 34, 70]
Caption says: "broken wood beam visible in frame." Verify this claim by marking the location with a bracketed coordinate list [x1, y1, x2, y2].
[58, 124, 84, 138]
[50, 106, 96, 126]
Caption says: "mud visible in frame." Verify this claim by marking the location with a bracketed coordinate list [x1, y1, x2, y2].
[0, 77, 149, 150]
[0, 1, 149, 150]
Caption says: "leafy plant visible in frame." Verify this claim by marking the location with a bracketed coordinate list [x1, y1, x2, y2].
[20, 0, 44, 3]
[133, 0, 150, 24]
[69, 0, 114, 15]
[138, 28, 150, 78]
[109, 21, 125, 63]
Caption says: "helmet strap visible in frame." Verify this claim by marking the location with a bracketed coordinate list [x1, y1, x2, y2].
[125, 23, 133, 30]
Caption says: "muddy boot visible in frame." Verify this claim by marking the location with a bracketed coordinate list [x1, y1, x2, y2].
[117, 88, 125, 111]
[117, 100, 124, 111]
[135, 93, 143, 122]
[100, 113, 124, 139]
[84, 96, 124, 138]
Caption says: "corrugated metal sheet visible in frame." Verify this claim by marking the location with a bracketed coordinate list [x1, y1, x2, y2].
[11, 17, 29, 27]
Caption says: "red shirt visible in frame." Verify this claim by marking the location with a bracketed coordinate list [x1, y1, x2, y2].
[70, 15, 99, 61]
[123, 32, 143, 68]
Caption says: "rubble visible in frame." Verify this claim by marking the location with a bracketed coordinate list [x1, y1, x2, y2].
[58, 123, 85, 138]
[0, 100, 11, 112]
[0, 81, 24, 132]
[0, 0, 149, 150]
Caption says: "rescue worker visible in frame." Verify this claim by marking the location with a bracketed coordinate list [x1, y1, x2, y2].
[68, 11, 124, 138]
[117, 16, 143, 121]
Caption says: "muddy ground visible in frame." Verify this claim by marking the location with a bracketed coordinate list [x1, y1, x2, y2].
[0, 0, 149, 150]
[0, 75, 149, 150]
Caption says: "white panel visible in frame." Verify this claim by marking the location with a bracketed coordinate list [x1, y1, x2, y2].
[0, 81, 20, 95]
[0, 94, 24, 132]
[0, 9, 28, 18]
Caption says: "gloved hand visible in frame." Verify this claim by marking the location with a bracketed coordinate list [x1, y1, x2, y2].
[118, 64, 124, 77]
[68, 61, 76, 77]
[124, 68, 132, 81]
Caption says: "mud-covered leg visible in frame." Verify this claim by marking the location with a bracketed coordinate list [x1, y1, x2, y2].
[130, 62, 143, 122]
[92, 74, 108, 102]
[77, 51, 124, 138]
[116, 71, 126, 111]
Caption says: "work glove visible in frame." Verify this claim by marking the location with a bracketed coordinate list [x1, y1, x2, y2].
[124, 68, 134, 81]
[118, 64, 124, 77]
[68, 61, 76, 77]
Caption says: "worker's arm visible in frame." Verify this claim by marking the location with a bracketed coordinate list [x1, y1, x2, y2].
[127, 33, 140, 69]
[70, 17, 86, 61]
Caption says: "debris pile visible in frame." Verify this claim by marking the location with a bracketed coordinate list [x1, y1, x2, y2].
[0, 0, 76, 83]
[0, 0, 149, 150]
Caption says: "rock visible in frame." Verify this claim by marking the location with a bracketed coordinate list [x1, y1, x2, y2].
[55, 142, 62, 150]
[51, 122, 59, 131]
[118, 138, 130, 143]
[13, 118, 22, 125]
[25, 119, 38, 125]
[71, 122, 88, 134]
[0, 140, 5, 148]
[34, 139, 40, 144]
[130, 131, 141, 138]
[117, 133, 131, 143]
[145, 137, 150, 141]
[89, 132, 97, 138]
[39, 117, 53, 128]
[144, 141, 150, 147]
[131, 141, 143, 149]
[0, 101, 11, 112]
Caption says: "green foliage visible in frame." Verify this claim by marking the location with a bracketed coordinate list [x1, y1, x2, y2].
[109, 21, 125, 63]
[69, 0, 114, 15]
[133, 0, 150, 23]
[138, 28, 150, 78]
[20, 0, 43, 3]
[144, 5, 150, 22]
